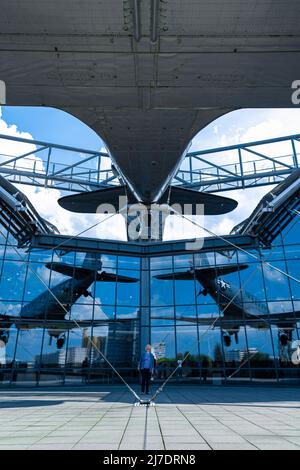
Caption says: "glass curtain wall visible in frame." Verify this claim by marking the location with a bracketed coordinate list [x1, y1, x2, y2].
[0, 214, 300, 386]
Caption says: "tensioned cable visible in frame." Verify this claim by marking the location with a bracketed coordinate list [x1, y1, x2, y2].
[227, 214, 300, 380]
[167, 209, 299, 379]
[150, 263, 267, 402]
[3, 204, 267, 404]
[227, 302, 294, 381]
[3, 198, 300, 403]
[291, 209, 300, 219]
[49, 210, 126, 253]
[59, 192, 300, 397]
[0, 222, 142, 402]
[169, 208, 300, 286]
[2, 196, 146, 402]
[150, 208, 300, 400]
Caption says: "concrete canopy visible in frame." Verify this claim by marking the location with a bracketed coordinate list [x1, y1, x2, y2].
[0, 0, 299, 201]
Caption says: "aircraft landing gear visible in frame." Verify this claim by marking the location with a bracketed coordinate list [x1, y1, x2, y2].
[278, 329, 293, 363]
[82, 290, 92, 298]
[56, 334, 66, 350]
[278, 329, 292, 347]
[279, 332, 289, 347]
[223, 334, 231, 347]
[197, 288, 208, 296]
[234, 332, 239, 344]
[0, 330, 9, 344]
[223, 331, 239, 347]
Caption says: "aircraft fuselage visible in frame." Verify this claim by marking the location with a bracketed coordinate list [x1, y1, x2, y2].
[196, 271, 269, 323]
[19, 274, 94, 321]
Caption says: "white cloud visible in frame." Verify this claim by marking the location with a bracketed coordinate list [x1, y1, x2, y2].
[71, 297, 108, 321]
[262, 263, 287, 284]
[1, 107, 300, 242]
[0, 300, 21, 316]
[0, 109, 127, 240]
[180, 108, 300, 238]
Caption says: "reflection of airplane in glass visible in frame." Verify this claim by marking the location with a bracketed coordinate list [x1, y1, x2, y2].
[155, 263, 300, 348]
[155, 172, 300, 350]
[0, 254, 138, 349]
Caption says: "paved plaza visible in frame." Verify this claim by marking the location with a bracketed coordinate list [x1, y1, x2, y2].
[0, 385, 300, 450]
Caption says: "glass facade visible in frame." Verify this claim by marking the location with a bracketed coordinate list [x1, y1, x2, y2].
[1, 215, 300, 387]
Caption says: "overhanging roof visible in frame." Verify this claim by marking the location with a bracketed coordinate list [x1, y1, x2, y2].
[1, 0, 299, 200]
[31, 233, 258, 257]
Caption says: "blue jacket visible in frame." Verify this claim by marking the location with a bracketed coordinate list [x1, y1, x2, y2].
[139, 351, 155, 370]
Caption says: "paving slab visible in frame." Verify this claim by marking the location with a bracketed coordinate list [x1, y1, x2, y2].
[0, 385, 300, 450]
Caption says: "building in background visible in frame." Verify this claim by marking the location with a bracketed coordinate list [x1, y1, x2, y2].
[1, 133, 300, 386]
[1, 213, 300, 386]
[153, 342, 166, 360]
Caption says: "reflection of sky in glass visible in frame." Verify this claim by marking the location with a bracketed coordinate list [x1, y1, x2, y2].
[0, 215, 299, 379]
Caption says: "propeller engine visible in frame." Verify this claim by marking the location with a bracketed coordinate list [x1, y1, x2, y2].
[278, 330, 292, 347]
[56, 334, 66, 350]
[223, 330, 239, 347]
[48, 330, 67, 350]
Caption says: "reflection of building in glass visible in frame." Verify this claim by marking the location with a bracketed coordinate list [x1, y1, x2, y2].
[66, 347, 88, 366]
[153, 342, 166, 360]
[1, 152, 300, 385]
[239, 348, 259, 362]
[36, 347, 88, 367]
[79, 324, 139, 367]
[279, 342, 292, 363]
[0, 340, 6, 365]
[224, 350, 241, 363]
[104, 320, 139, 366]
[36, 350, 65, 367]
[81, 328, 106, 363]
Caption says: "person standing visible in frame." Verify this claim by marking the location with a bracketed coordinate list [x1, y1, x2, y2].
[177, 358, 183, 377]
[81, 357, 89, 384]
[139, 344, 155, 395]
[202, 357, 209, 384]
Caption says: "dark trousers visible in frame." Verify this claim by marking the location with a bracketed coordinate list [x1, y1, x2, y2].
[141, 368, 151, 393]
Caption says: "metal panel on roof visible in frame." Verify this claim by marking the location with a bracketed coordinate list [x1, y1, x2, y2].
[0, 0, 299, 201]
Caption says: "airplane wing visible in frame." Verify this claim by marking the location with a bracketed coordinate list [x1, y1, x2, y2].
[58, 185, 129, 213]
[155, 264, 248, 281]
[0, 314, 15, 328]
[45, 262, 93, 279]
[178, 316, 222, 326]
[213, 264, 248, 276]
[11, 316, 138, 332]
[176, 309, 300, 326]
[96, 272, 138, 283]
[155, 271, 194, 281]
[245, 310, 300, 325]
[159, 186, 238, 215]
[45, 262, 138, 283]
[154, 315, 222, 326]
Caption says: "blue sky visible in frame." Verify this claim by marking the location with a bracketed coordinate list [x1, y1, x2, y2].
[2, 106, 300, 154]
[1, 106, 300, 239]
[1, 106, 102, 150]
[1, 107, 300, 362]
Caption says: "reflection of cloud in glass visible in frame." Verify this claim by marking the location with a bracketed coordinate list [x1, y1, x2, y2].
[0, 300, 21, 316]
[0, 340, 6, 364]
[117, 308, 139, 319]
[268, 301, 300, 314]
[71, 297, 108, 321]
[91, 326, 108, 338]
[151, 306, 174, 318]
[262, 264, 286, 284]
[36, 265, 68, 286]
[101, 254, 117, 270]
